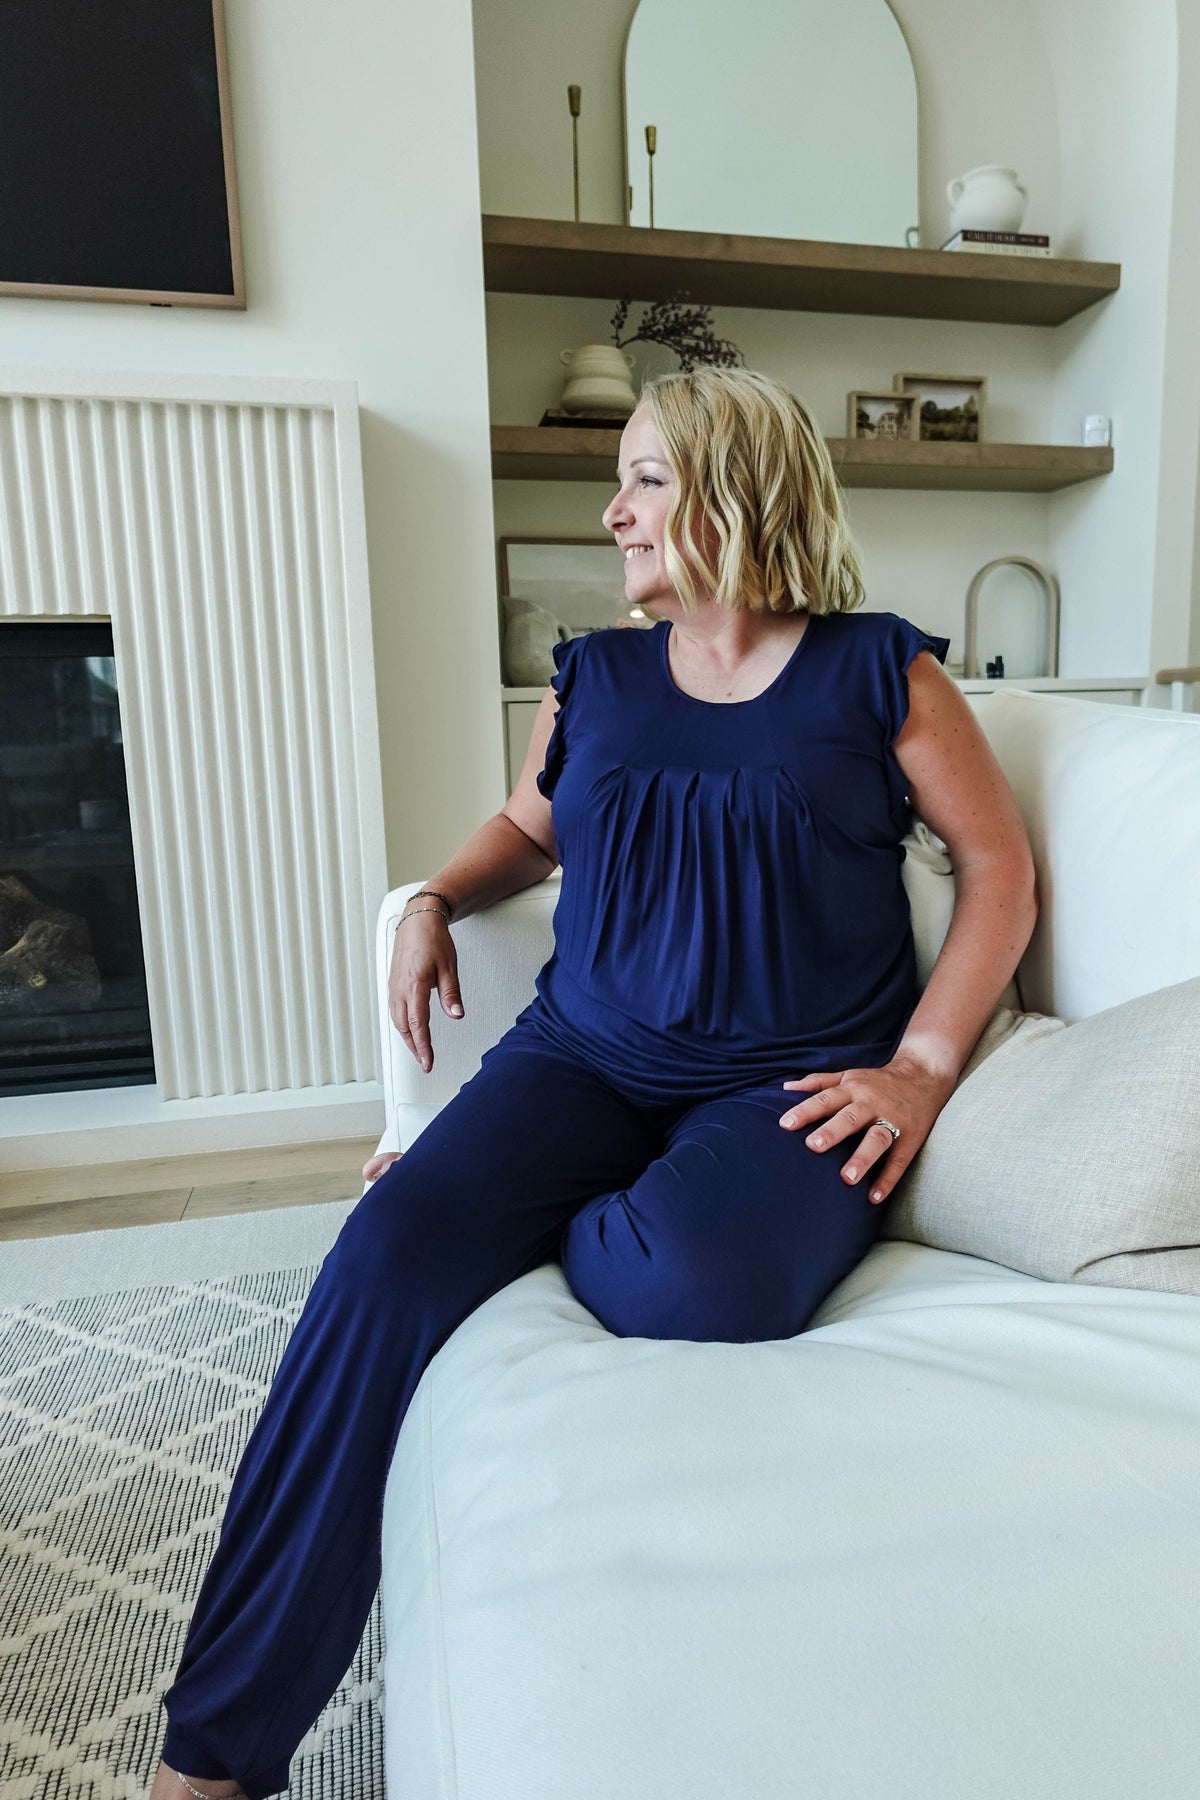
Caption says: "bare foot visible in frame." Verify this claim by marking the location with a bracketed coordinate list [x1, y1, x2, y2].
[362, 1149, 402, 1184]
[149, 1758, 247, 1800]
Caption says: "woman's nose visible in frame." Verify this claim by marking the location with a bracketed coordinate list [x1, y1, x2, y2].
[603, 491, 631, 532]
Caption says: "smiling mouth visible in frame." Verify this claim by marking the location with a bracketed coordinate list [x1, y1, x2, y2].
[624, 545, 653, 559]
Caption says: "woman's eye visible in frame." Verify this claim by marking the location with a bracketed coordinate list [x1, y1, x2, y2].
[638, 475, 662, 489]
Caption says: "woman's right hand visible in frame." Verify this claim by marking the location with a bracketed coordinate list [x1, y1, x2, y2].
[363, 1149, 402, 1184]
[388, 905, 464, 1072]
[361, 1152, 402, 1180]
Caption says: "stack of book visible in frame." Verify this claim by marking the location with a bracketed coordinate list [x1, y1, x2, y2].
[941, 230, 1052, 258]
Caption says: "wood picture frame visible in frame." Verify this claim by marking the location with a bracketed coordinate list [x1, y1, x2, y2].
[497, 534, 655, 689]
[0, 0, 245, 309]
[847, 391, 919, 442]
[498, 535, 637, 631]
[893, 373, 988, 442]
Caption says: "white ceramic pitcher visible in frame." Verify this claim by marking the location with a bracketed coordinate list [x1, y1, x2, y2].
[946, 166, 1028, 235]
[559, 345, 638, 416]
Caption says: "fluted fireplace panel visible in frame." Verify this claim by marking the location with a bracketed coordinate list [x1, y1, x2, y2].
[0, 379, 385, 1103]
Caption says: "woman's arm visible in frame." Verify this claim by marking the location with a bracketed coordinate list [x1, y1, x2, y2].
[387, 685, 562, 1072]
[778, 651, 1037, 1201]
[418, 686, 561, 923]
[887, 651, 1038, 1081]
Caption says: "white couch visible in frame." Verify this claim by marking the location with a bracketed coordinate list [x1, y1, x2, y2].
[373, 688, 1200, 1800]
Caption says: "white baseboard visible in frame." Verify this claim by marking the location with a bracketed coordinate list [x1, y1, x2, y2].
[0, 1080, 385, 1172]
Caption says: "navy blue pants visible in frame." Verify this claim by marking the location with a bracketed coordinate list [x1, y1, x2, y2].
[160, 1022, 890, 1798]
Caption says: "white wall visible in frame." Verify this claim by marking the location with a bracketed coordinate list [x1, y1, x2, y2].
[0, 0, 502, 884]
[883, 0, 1060, 251]
[473, 0, 634, 225]
[1162, 0, 1200, 672]
[1035, 0, 1182, 679]
[475, 0, 1193, 684]
[475, 0, 1070, 669]
[473, 0, 1060, 247]
[1192, 434, 1200, 664]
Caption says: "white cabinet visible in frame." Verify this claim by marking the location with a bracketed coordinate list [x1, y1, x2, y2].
[504, 699, 543, 794]
[959, 677, 1146, 707]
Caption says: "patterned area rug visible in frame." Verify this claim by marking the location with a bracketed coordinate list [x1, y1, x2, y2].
[0, 1263, 385, 1800]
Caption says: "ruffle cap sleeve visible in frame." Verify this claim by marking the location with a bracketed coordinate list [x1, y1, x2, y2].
[535, 633, 588, 801]
[878, 614, 952, 745]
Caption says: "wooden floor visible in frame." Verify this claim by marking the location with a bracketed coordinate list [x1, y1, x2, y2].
[0, 1137, 382, 1242]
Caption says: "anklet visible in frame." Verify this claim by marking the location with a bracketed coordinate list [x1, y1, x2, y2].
[168, 1767, 245, 1800]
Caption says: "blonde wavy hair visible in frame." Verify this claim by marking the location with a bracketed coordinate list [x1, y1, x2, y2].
[640, 366, 865, 616]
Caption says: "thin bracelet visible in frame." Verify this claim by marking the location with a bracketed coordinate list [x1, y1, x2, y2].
[167, 1768, 245, 1800]
[409, 888, 454, 919]
[398, 907, 449, 924]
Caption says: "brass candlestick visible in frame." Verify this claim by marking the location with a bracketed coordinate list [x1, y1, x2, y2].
[568, 84, 581, 222]
[645, 124, 657, 228]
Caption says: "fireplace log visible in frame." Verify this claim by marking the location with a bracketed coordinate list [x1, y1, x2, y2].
[0, 875, 102, 1010]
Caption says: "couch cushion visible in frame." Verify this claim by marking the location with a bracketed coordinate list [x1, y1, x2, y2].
[381, 1241, 1200, 1800]
[881, 977, 1200, 1295]
[973, 690, 1200, 1019]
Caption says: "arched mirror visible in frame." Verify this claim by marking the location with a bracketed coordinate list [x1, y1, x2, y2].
[623, 0, 918, 246]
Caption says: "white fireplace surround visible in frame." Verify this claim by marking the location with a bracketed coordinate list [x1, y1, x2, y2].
[0, 368, 388, 1168]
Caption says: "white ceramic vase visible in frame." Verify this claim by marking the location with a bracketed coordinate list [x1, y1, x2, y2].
[946, 166, 1028, 235]
[501, 596, 573, 686]
[559, 345, 638, 416]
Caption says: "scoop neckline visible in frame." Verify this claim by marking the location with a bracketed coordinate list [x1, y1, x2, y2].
[657, 615, 817, 707]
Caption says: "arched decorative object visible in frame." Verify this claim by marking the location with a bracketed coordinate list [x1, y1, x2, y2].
[622, 0, 918, 246]
[964, 556, 1060, 680]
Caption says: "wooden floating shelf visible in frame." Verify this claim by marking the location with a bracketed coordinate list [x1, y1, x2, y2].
[483, 215, 1120, 328]
[491, 426, 1114, 493]
[829, 438, 1113, 491]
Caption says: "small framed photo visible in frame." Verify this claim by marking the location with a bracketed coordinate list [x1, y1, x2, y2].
[893, 373, 987, 442]
[847, 391, 919, 442]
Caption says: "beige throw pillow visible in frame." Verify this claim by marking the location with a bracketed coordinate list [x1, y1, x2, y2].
[880, 978, 1200, 1297]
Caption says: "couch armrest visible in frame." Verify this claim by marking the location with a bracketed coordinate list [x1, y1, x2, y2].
[375, 876, 560, 1145]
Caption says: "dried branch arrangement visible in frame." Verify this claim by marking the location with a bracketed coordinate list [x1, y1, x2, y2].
[611, 294, 743, 372]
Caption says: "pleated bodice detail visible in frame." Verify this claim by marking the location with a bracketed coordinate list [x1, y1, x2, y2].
[526, 611, 951, 1106]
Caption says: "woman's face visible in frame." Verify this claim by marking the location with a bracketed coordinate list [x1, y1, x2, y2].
[602, 405, 691, 615]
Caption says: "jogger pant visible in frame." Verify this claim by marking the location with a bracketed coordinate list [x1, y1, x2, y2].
[160, 1019, 891, 1798]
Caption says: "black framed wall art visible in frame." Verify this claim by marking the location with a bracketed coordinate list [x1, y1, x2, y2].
[0, 0, 245, 307]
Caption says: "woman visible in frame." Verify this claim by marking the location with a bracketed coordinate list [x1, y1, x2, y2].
[151, 368, 1036, 1800]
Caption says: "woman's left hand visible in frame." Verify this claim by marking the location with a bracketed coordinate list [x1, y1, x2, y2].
[778, 1053, 956, 1204]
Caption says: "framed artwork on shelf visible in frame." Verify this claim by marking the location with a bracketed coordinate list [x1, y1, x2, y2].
[498, 536, 654, 691]
[499, 536, 654, 633]
[893, 373, 987, 442]
[847, 391, 918, 442]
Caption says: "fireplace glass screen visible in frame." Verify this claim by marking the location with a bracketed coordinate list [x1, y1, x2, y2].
[0, 622, 154, 1096]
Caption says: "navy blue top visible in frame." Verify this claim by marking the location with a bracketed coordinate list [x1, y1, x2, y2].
[521, 610, 951, 1107]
